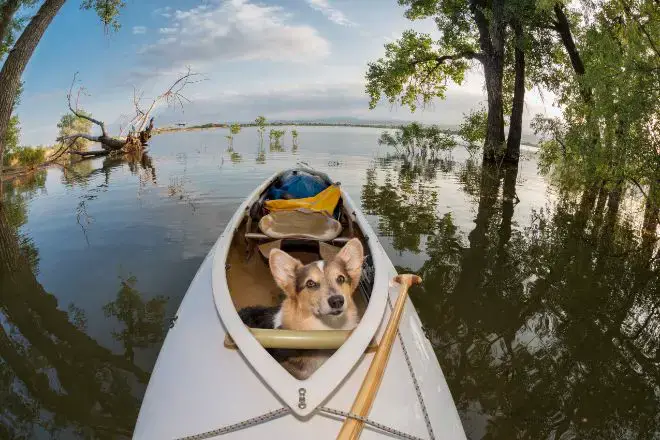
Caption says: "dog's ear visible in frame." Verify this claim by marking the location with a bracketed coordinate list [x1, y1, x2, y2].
[335, 238, 364, 286]
[269, 249, 302, 295]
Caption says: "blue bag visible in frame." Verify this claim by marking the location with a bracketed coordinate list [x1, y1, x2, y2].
[267, 171, 328, 200]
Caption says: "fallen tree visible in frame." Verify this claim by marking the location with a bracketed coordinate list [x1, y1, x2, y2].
[57, 68, 202, 158]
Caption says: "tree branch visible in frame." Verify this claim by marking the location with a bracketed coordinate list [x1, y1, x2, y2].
[469, 0, 493, 56]
[553, 3, 592, 103]
[67, 72, 108, 137]
[553, 4, 586, 76]
[127, 66, 206, 133]
[411, 50, 484, 68]
[57, 133, 103, 143]
[68, 150, 110, 157]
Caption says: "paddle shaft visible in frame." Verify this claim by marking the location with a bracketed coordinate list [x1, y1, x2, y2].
[336, 274, 422, 440]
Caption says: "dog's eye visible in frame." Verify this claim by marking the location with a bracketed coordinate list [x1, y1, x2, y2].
[305, 280, 318, 289]
[336, 275, 345, 284]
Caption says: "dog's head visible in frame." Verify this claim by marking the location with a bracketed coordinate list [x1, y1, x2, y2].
[269, 238, 364, 321]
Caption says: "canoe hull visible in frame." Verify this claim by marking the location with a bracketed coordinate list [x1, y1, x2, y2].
[134, 170, 466, 439]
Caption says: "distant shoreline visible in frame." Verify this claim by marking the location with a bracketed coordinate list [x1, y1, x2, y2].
[152, 121, 539, 147]
[153, 121, 461, 135]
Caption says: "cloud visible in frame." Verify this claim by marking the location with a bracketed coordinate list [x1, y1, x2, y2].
[154, 6, 172, 18]
[132, 26, 147, 35]
[152, 81, 480, 126]
[136, 0, 330, 77]
[306, 0, 354, 26]
[150, 78, 552, 141]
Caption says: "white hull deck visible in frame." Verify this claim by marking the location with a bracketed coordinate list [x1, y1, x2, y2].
[134, 171, 466, 440]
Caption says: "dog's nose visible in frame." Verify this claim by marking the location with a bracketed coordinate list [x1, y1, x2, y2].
[328, 295, 344, 309]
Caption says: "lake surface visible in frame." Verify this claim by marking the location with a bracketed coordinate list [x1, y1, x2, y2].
[1, 126, 659, 439]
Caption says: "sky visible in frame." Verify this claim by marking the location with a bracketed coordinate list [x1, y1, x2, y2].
[16, 0, 562, 146]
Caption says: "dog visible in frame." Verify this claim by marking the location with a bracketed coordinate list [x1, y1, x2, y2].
[238, 238, 364, 379]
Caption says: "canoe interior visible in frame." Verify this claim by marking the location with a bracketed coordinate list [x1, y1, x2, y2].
[226, 186, 374, 318]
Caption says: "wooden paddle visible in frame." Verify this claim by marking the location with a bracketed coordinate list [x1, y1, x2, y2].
[336, 274, 422, 440]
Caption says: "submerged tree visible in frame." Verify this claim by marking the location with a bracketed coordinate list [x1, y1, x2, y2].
[255, 116, 267, 144]
[533, 0, 660, 232]
[269, 128, 286, 152]
[56, 70, 201, 159]
[378, 122, 456, 157]
[226, 123, 241, 150]
[366, 0, 532, 163]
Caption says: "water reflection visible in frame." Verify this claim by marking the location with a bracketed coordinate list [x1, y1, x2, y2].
[0, 157, 160, 439]
[1, 130, 658, 438]
[103, 275, 168, 363]
[362, 156, 660, 438]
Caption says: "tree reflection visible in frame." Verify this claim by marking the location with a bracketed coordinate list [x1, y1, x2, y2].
[361, 156, 443, 253]
[103, 275, 168, 363]
[0, 173, 149, 438]
[361, 157, 660, 438]
[62, 152, 157, 188]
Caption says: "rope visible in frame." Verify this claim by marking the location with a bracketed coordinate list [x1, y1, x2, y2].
[318, 407, 427, 440]
[174, 405, 427, 440]
[174, 408, 290, 440]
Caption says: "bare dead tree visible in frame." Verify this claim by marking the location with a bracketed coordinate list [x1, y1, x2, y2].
[57, 67, 203, 158]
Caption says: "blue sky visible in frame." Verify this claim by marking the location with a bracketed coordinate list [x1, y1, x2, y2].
[16, 0, 560, 145]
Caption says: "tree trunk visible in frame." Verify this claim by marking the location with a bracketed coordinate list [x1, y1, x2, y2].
[553, 4, 591, 103]
[483, 59, 506, 163]
[505, 24, 525, 164]
[0, 0, 66, 197]
[58, 133, 139, 152]
[480, 0, 506, 163]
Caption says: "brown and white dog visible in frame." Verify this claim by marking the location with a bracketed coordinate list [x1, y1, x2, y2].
[238, 238, 364, 379]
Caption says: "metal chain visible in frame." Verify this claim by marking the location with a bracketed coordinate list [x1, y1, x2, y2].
[318, 407, 426, 440]
[174, 408, 290, 440]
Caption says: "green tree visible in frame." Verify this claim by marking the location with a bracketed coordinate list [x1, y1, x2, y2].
[534, 0, 660, 232]
[226, 123, 241, 150]
[378, 122, 456, 157]
[269, 128, 286, 152]
[0, 0, 125, 195]
[291, 129, 298, 146]
[57, 111, 93, 152]
[365, 1, 512, 162]
[365, 0, 566, 164]
[255, 116, 266, 143]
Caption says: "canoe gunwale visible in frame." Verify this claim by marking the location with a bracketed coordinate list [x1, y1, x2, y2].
[211, 169, 390, 417]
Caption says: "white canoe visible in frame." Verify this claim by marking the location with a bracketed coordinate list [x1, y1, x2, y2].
[134, 169, 466, 440]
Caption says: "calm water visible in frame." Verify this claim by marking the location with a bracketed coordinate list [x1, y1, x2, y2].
[1, 127, 659, 439]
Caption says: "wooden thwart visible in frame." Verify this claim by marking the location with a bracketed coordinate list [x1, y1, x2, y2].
[224, 328, 378, 352]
